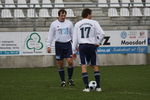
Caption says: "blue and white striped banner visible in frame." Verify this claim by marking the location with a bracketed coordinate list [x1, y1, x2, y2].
[97, 46, 148, 54]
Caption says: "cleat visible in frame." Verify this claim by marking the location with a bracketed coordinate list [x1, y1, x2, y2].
[95, 88, 102, 92]
[83, 88, 90, 92]
[68, 79, 75, 86]
[61, 81, 66, 87]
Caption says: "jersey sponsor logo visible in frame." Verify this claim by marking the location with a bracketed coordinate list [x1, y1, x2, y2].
[58, 28, 69, 35]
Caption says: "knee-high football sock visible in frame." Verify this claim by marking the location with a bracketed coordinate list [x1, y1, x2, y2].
[94, 71, 100, 88]
[82, 72, 89, 88]
[58, 68, 65, 82]
[67, 67, 74, 80]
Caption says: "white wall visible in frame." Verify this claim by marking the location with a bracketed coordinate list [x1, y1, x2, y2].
[0, 54, 148, 68]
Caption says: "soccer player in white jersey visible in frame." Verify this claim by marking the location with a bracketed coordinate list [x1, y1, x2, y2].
[47, 9, 74, 87]
[72, 8, 105, 92]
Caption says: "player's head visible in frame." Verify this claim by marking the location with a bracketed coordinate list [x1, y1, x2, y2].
[58, 9, 67, 22]
[82, 8, 92, 19]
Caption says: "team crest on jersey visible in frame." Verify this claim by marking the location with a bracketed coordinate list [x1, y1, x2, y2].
[61, 28, 69, 34]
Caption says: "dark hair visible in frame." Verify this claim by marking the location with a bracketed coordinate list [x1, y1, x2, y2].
[58, 9, 67, 16]
[82, 8, 92, 18]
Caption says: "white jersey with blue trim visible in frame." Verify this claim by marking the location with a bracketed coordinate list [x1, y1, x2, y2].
[47, 19, 73, 47]
[72, 19, 105, 53]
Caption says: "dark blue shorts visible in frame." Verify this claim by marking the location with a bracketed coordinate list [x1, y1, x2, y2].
[55, 41, 72, 60]
[79, 44, 97, 66]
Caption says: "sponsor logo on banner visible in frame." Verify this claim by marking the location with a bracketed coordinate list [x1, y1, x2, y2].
[26, 32, 43, 52]
[121, 40, 146, 45]
[120, 31, 127, 39]
[22, 32, 45, 55]
[138, 31, 146, 38]
[128, 31, 137, 39]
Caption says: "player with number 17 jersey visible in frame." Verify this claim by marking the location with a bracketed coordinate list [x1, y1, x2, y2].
[72, 19, 105, 53]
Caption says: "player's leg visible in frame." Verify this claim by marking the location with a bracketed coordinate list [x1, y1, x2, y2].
[66, 58, 74, 86]
[66, 58, 74, 80]
[65, 41, 74, 86]
[56, 60, 66, 87]
[82, 64, 90, 92]
[92, 65, 101, 92]
[79, 44, 89, 92]
[81, 64, 89, 87]
[55, 42, 66, 87]
[90, 45, 102, 92]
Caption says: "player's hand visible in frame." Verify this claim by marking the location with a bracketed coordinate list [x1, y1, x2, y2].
[72, 54, 77, 59]
[95, 44, 99, 47]
[47, 47, 51, 53]
[76, 48, 79, 51]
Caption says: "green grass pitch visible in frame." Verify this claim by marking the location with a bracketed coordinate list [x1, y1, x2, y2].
[0, 65, 150, 100]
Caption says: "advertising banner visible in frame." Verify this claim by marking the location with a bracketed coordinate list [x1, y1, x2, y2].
[21, 32, 46, 55]
[0, 30, 148, 56]
[98, 30, 148, 54]
[0, 32, 21, 55]
[0, 32, 54, 56]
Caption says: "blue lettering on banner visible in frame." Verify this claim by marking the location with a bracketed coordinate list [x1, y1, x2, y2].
[0, 51, 20, 55]
[97, 46, 147, 54]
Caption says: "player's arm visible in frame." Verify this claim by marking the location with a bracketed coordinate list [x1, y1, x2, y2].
[70, 21, 77, 59]
[95, 21, 105, 45]
[72, 26, 78, 57]
[70, 21, 74, 40]
[47, 23, 55, 53]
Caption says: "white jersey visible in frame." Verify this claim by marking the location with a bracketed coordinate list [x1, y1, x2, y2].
[72, 19, 105, 53]
[47, 19, 73, 47]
